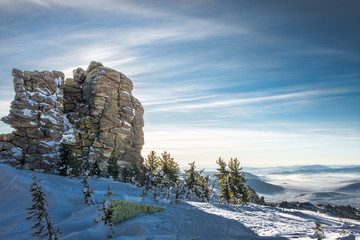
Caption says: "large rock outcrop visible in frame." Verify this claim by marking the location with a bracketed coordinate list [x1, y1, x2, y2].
[0, 61, 144, 173]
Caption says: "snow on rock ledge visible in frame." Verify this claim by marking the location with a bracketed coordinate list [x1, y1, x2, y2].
[0, 61, 144, 173]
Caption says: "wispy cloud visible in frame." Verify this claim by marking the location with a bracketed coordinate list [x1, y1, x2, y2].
[145, 86, 360, 113]
[1, 0, 359, 166]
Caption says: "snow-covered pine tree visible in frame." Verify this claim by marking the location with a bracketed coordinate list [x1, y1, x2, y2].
[174, 181, 185, 203]
[196, 175, 214, 202]
[219, 175, 231, 204]
[57, 143, 82, 177]
[228, 158, 248, 205]
[121, 166, 129, 182]
[153, 188, 159, 203]
[159, 151, 180, 200]
[145, 150, 159, 173]
[102, 186, 113, 225]
[143, 151, 158, 192]
[215, 157, 248, 205]
[183, 162, 202, 199]
[107, 149, 120, 180]
[130, 164, 139, 184]
[27, 174, 60, 240]
[214, 157, 231, 204]
[182, 161, 214, 202]
[160, 151, 180, 187]
[214, 157, 228, 180]
[89, 160, 101, 177]
[314, 222, 324, 240]
[58, 143, 72, 176]
[142, 151, 160, 201]
[82, 176, 94, 205]
[98, 185, 114, 236]
[142, 150, 183, 203]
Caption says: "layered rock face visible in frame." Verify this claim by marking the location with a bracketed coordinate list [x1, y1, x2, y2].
[0, 61, 144, 172]
[1, 70, 64, 171]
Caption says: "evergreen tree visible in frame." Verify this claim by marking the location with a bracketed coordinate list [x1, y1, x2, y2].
[183, 162, 202, 199]
[58, 143, 72, 176]
[214, 157, 228, 180]
[182, 161, 214, 202]
[214, 158, 231, 204]
[107, 149, 120, 180]
[142, 151, 160, 201]
[121, 167, 129, 182]
[196, 175, 214, 202]
[89, 161, 101, 177]
[144, 151, 160, 188]
[69, 156, 82, 177]
[82, 176, 94, 205]
[158, 151, 180, 200]
[142, 151, 185, 203]
[228, 158, 248, 205]
[174, 181, 185, 203]
[214, 157, 248, 205]
[130, 164, 139, 184]
[218, 174, 231, 204]
[144, 150, 159, 173]
[27, 174, 60, 240]
[160, 151, 180, 186]
[57, 143, 81, 177]
[314, 222, 324, 240]
[98, 186, 114, 237]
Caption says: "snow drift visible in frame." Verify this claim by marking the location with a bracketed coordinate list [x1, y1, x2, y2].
[0, 164, 359, 240]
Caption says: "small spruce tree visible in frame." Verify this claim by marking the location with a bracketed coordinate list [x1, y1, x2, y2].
[107, 149, 120, 180]
[174, 181, 185, 203]
[196, 175, 214, 202]
[58, 143, 72, 176]
[228, 158, 248, 205]
[82, 176, 94, 205]
[121, 167, 130, 182]
[27, 174, 60, 240]
[89, 161, 101, 177]
[314, 222, 324, 240]
[219, 175, 231, 204]
[99, 186, 114, 236]
[142, 151, 160, 201]
[57, 143, 82, 177]
[142, 150, 184, 203]
[145, 150, 159, 173]
[215, 157, 248, 205]
[160, 151, 180, 187]
[214, 158, 231, 204]
[159, 151, 180, 200]
[130, 164, 139, 184]
[214, 157, 228, 180]
[183, 162, 201, 199]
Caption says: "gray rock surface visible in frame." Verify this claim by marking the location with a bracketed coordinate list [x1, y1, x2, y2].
[0, 62, 144, 173]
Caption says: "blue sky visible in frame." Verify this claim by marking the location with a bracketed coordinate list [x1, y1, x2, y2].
[0, 0, 359, 168]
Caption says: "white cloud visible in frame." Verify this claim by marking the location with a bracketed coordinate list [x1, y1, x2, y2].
[144, 86, 360, 113]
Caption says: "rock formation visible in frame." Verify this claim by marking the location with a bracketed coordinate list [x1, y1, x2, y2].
[0, 61, 144, 173]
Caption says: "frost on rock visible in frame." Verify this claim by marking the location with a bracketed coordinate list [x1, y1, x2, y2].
[22, 109, 33, 117]
[40, 113, 58, 125]
[0, 61, 144, 173]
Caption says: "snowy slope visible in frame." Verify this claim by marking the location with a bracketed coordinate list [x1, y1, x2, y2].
[0, 164, 359, 240]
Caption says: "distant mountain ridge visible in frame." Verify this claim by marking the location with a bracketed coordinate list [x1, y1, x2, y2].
[267, 165, 360, 175]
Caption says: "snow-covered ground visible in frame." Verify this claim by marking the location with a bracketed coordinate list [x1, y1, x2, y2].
[0, 164, 359, 240]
